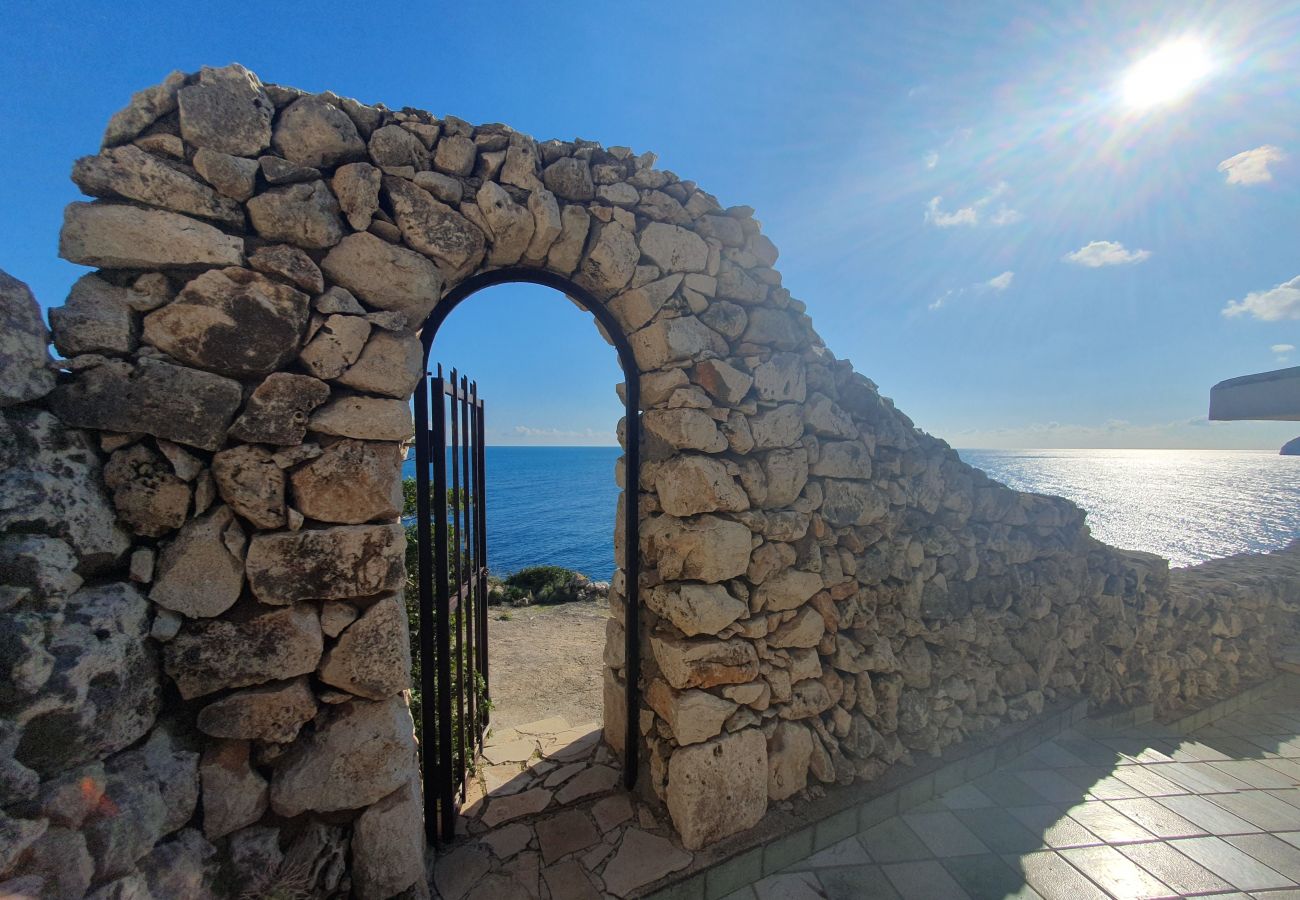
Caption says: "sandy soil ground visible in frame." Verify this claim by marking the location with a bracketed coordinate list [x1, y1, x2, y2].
[484, 597, 609, 732]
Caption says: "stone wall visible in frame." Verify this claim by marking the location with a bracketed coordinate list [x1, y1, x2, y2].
[1, 62, 1297, 897]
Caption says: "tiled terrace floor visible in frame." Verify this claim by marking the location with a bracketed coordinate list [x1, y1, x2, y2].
[736, 693, 1300, 900]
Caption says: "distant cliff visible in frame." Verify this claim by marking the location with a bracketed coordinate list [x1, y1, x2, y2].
[1282, 437, 1300, 455]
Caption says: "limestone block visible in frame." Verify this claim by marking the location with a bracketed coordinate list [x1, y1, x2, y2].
[333, 161, 382, 230]
[433, 134, 476, 176]
[651, 635, 759, 690]
[752, 353, 806, 403]
[177, 64, 274, 157]
[693, 359, 753, 405]
[248, 243, 325, 293]
[369, 124, 429, 171]
[320, 231, 443, 325]
[501, 132, 543, 192]
[577, 220, 638, 294]
[547, 204, 590, 274]
[608, 274, 682, 333]
[309, 395, 414, 441]
[0, 533, 82, 607]
[0, 271, 55, 407]
[542, 157, 595, 201]
[144, 267, 310, 378]
[228, 373, 330, 446]
[149, 505, 246, 617]
[647, 680, 736, 746]
[754, 568, 824, 612]
[477, 181, 535, 266]
[72, 144, 244, 228]
[768, 607, 825, 649]
[14, 825, 94, 899]
[761, 447, 809, 509]
[196, 677, 317, 744]
[741, 307, 801, 349]
[780, 678, 834, 719]
[271, 95, 366, 168]
[103, 443, 190, 537]
[334, 330, 423, 399]
[49, 274, 139, 357]
[352, 779, 425, 900]
[413, 170, 463, 203]
[822, 479, 889, 527]
[639, 222, 708, 273]
[384, 176, 485, 277]
[749, 404, 804, 450]
[0, 407, 130, 570]
[700, 299, 748, 341]
[102, 70, 185, 147]
[59, 202, 244, 269]
[646, 583, 747, 637]
[655, 455, 748, 517]
[212, 445, 286, 529]
[665, 728, 766, 850]
[245, 523, 405, 604]
[318, 594, 411, 699]
[163, 603, 322, 698]
[524, 188, 562, 259]
[810, 440, 872, 479]
[767, 721, 813, 800]
[193, 147, 259, 201]
[289, 438, 403, 524]
[299, 314, 371, 380]
[630, 316, 721, 371]
[137, 828, 217, 899]
[643, 514, 751, 583]
[804, 392, 857, 438]
[644, 408, 727, 453]
[247, 180, 345, 250]
[270, 695, 416, 816]
[200, 740, 268, 840]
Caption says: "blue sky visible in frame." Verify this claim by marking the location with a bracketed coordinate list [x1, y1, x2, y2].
[2, 0, 1297, 449]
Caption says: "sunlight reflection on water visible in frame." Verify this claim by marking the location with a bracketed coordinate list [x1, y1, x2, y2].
[959, 449, 1300, 568]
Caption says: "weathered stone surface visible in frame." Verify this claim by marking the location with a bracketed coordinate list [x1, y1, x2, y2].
[369, 124, 429, 170]
[321, 231, 443, 325]
[601, 827, 692, 897]
[332, 161, 382, 230]
[272, 95, 366, 168]
[138, 829, 216, 900]
[248, 243, 324, 293]
[319, 594, 410, 699]
[59, 203, 244, 269]
[0, 407, 130, 570]
[163, 603, 322, 698]
[608, 274, 681, 333]
[213, 445, 286, 529]
[647, 680, 737, 746]
[477, 181, 535, 266]
[655, 455, 749, 516]
[334, 330, 422, 399]
[644, 514, 751, 583]
[524, 188, 561, 260]
[651, 635, 759, 690]
[50, 274, 139, 357]
[414, 169, 462, 203]
[200, 740, 267, 840]
[72, 145, 244, 227]
[308, 395, 413, 442]
[15, 825, 94, 899]
[646, 583, 747, 637]
[433, 134, 476, 176]
[640, 222, 708, 273]
[352, 780, 424, 900]
[811, 441, 872, 479]
[645, 408, 727, 453]
[749, 404, 804, 450]
[630, 316, 720, 371]
[228, 373, 329, 445]
[289, 439, 403, 524]
[767, 607, 825, 649]
[246, 523, 405, 604]
[754, 568, 823, 612]
[0, 271, 55, 407]
[149, 505, 246, 617]
[761, 447, 809, 508]
[753, 353, 806, 403]
[103, 443, 190, 537]
[299, 314, 371, 380]
[767, 721, 813, 800]
[693, 359, 753, 405]
[144, 268, 310, 377]
[577, 221, 638, 294]
[247, 180, 346, 250]
[178, 64, 273, 157]
[822, 479, 889, 527]
[547, 205, 590, 274]
[192, 148, 259, 201]
[270, 695, 416, 816]
[196, 677, 316, 743]
[384, 176, 485, 277]
[102, 70, 185, 147]
[15, 583, 158, 776]
[804, 393, 858, 438]
[542, 157, 595, 201]
[666, 728, 766, 850]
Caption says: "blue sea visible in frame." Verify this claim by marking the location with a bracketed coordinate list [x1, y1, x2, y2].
[404, 448, 1300, 578]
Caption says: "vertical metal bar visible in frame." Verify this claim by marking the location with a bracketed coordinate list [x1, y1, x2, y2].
[624, 372, 641, 788]
[463, 376, 476, 751]
[414, 375, 437, 844]
[475, 386, 489, 729]
[449, 370, 465, 803]
[432, 368, 455, 841]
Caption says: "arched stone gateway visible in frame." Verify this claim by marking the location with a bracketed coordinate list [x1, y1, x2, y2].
[1, 63, 1297, 898]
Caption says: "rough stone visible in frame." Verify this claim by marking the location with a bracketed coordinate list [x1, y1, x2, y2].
[577, 220, 638, 294]
[630, 316, 720, 371]
[694, 359, 753, 405]
[547, 204, 590, 274]
[177, 64, 273, 157]
[433, 134, 476, 176]
[640, 222, 709, 273]
[524, 188, 562, 259]
[811, 441, 872, 479]
[308, 395, 414, 441]
[102, 442, 190, 537]
[247, 180, 345, 250]
[248, 243, 325, 293]
[137, 829, 216, 900]
[754, 568, 824, 612]
[753, 353, 806, 403]
[102, 70, 185, 147]
[369, 124, 429, 171]
[289, 438, 403, 524]
[163, 603, 322, 698]
[72, 144, 244, 227]
[608, 274, 682, 332]
[321, 231, 444, 325]
[318, 594, 410, 699]
[212, 445, 286, 529]
[200, 740, 268, 840]
[644, 408, 727, 453]
[144, 267, 310, 377]
[332, 161, 382, 230]
[59, 202, 244, 269]
[192, 148, 259, 201]
[228, 373, 330, 445]
[299, 314, 371, 380]
[384, 177, 486, 278]
[655, 455, 749, 516]
[0, 271, 55, 407]
[749, 404, 805, 449]
[15, 825, 95, 899]
[647, 680, 737, 746]
[542, 157, 595, 201]
[270, 695, 416, 816]
[646, 583, 747, 636]
[651, 635, 759, 690]
[245, 523, 405, 604]
[768, 607, 825, 649]
[272, 95, 366, 168]
[644, 514, 752, 583]
[352, 780, 424, 899]
[822, 479, 889, 527]
[196, 677, 316, 744]
[665, 728, 766, 850]
[767, 721, 813, 800]
[334, 330, 423, 398]
[477, 180, 536, 266]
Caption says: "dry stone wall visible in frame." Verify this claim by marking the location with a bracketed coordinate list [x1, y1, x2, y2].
[0, 62, 1298, 898]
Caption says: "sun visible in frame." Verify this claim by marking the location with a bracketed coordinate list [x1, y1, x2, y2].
[1120, 37, 1214, 110]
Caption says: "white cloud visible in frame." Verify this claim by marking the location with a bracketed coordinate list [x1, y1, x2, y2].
[987, 271, 1014, 291]
[1222, 275, 1300, 321]
[1217, 145, 1286, 185]
[1272, 344, 1295, 354]
[925, 181, 1021, 228]
[1063, 240, 1151, 267]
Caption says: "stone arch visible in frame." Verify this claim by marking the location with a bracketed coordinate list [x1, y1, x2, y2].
[7, 59, 1287, 899]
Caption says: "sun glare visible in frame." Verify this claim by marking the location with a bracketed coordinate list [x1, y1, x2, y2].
[1120, 37, 1214, 110]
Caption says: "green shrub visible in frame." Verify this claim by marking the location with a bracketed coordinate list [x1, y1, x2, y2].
[505, 565, 585, 604]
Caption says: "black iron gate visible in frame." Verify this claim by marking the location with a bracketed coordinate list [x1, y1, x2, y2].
[413, 365, 488, 843]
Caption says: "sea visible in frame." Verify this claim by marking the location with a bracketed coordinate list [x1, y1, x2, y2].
[403, 448, 1300, 579]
